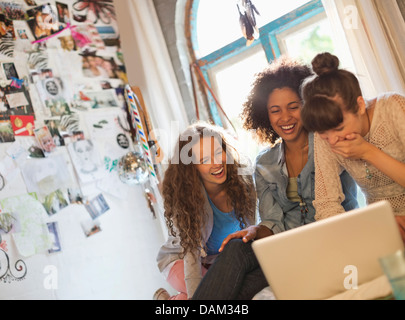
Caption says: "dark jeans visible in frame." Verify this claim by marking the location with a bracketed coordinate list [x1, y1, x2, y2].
[192, 239, 268, 300]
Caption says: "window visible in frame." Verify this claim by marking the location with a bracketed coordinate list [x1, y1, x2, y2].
[187, 0, 370, 208]
[191, 0, 353, 161]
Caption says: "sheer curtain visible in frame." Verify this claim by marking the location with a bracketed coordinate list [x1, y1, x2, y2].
[114, 0, 189, 160]
[322, 0, 405, 97]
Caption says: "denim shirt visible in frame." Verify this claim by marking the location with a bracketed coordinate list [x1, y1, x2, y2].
[254, 132, 358, 234]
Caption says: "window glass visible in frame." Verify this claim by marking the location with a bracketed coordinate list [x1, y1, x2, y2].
[210, 48, 269, 161]
[196, 0, 310, 57]
[279, 17, 336, 63]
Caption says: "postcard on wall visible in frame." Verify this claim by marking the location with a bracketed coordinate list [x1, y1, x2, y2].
[26, 4, 64, 41]
[42, 189, 69, 216]
[44, 119, 65, 146]
[81, 218, 101, 238]
[0, 212, 21, 235]
[0, 120, 15, 143]
[81, 89, 120, 109]
[55, 1, 71, 25]
[10, 115, 35, 136]
[85, 193, 109, 220]
[0, 13, 16, 40]
[47, 221, 62, 254]
[2, 62, 19, 80]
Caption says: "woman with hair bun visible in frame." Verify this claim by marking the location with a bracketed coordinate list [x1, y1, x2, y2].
[301, 52, 405, 243]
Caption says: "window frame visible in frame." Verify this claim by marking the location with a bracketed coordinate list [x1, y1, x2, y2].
[189, 0, 325, 125]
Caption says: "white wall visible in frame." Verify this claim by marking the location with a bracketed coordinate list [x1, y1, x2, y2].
[0, 178, 167, 300]
[0, 0, 169, 300]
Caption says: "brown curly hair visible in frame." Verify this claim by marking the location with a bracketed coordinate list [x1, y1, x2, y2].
[241, 56, 313, 145]
[163, 122, 256, 257]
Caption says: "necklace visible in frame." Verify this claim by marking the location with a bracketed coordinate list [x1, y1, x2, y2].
[364, 109, 373, 180]
[285, 141, 309, 225]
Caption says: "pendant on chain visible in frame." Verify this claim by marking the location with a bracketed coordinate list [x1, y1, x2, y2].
[365, 163, 373, 180]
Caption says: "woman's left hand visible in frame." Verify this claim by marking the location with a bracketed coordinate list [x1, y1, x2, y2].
[330, 133, 373, 160]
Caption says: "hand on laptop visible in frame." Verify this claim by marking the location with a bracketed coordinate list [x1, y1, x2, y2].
[219, 225, 273, 253]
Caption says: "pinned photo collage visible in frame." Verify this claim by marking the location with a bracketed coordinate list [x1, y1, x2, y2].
[0, 0, 132, 246]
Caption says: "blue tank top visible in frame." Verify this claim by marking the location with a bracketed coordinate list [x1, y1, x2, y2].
[206, 197, 242, 256]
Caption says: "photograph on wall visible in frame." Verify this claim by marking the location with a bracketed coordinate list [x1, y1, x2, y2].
[0, 13, 16, 39]
[34, 125, 56, 155]
[85, 193, 109, 220]
[47, 221, 62, 254]
[0, 2, 25, 21]
[58, 35, 77, 51]
[24, 0, 38, 7]
[42, 189, 69, 216]
[0, 14, 15, 59]
[44, 119, 65, 147]
[16, 29, 29, 40]
[0, 84, 35, 121]
[2, 62, 19, 80]
[67, 187, 84, 205]
[81, 218, 101, 238]
[79, 89, 119, 109]
[0, 120, 15, 143]
[0, 212, 21, 235]
[55, 1, 71, 25]
[26, 4, 64, 41]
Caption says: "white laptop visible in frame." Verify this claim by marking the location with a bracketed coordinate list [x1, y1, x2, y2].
[252, 201, 404, 300]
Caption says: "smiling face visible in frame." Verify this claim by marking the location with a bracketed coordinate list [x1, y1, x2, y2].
[192, 136, 227, 190]
[267, 87, 306, 145]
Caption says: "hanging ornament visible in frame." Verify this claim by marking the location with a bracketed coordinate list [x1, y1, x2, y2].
[125, 85, 158, 183]
[117, 147, 149, 186]
[237, 0, 260, 46]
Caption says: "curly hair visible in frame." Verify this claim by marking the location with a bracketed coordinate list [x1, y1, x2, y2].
[241, 56, 313, 145]
[163, 122, 256, 257]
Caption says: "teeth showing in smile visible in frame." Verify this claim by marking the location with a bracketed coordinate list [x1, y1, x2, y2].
[281, 124, 295, 130]
[212, 167, 224, 176]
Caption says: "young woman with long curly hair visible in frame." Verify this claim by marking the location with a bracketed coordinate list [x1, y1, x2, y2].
[155, 122, 256, 300]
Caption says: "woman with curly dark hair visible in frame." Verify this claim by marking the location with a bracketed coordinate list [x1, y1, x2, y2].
[192, 56, 359, 300]
[155, 122, 256, 300]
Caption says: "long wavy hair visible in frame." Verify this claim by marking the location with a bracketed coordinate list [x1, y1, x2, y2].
[163, 122, 256, 256]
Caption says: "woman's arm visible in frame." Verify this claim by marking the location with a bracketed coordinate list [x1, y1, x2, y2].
[331, 94, 405, 188]
[219, 164, 283, 251]
[313, 133, 346, 220]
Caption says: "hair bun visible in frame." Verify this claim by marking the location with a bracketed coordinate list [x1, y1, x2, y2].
[311, 52, 340, 76]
